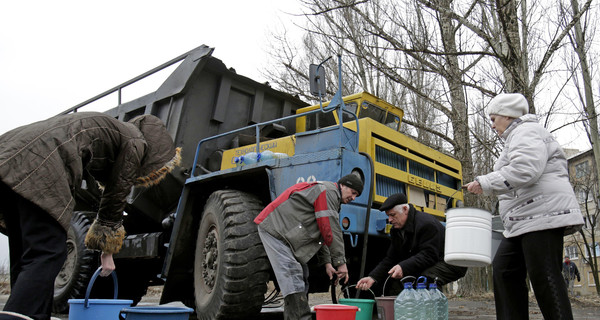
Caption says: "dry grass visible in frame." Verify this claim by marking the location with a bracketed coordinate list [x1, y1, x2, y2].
[571, 294, 600, 308]
[0, 273, 9, 295]
[448, 291, 600, 308]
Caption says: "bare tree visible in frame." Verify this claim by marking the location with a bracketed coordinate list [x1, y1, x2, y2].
[564, 0, 600, 190]
[561, 0, 600, 296]
[262, 0, 593, 295]
[569, 157, 600, 295]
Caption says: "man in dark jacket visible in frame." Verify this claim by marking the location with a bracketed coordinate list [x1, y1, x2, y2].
[356, 193, 466, 294]
[562, 256, 581, 296]
[254, 174, 363, 320]
[0, 112, 180, 320]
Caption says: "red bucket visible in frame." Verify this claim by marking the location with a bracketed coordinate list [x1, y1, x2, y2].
[314, 304, 359, 320]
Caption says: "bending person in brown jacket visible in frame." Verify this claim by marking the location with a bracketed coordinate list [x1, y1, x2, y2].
[0, 112, 180, 320]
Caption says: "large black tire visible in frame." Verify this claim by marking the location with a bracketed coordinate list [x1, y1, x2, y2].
[52, 211, 97, 313]
[194, 190, 270, 320]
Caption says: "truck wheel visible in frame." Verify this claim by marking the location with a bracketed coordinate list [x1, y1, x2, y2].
[194, 190, 270, 320]
[53, 211, 97, 313]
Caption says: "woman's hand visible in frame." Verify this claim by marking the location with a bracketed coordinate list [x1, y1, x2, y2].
[100, 252, 116, 277]
[464, 181, 483, 194]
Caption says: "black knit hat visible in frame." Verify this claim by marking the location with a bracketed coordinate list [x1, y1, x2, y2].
[379, 193, 408, 211]
[338, 174, 364, 196]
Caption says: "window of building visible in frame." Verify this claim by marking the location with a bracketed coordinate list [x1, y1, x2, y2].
[585, 242, 600, 258]
[588, 272, 596, 287]
[565, 245, 579, 259]
[575, 161, 590, 179]
[575, 187, 589, 203]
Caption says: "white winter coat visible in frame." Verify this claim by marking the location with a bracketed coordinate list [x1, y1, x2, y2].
[476, 114, 584, 238]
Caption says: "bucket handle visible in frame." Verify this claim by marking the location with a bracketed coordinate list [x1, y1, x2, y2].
[84, 267, 118, 308]
[380, 275, 416, 297]
[337, 284, 375, 301]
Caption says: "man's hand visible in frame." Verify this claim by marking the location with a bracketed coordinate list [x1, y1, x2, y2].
[100, 252, 116, 277]
[325, 263, 336, 281]
[356, 276, 375, 291]
[388, 264, 403, 279]
[336, 264, 349, 284]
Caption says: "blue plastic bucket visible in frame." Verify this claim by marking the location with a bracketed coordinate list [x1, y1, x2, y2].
[119, 306, 195, 320]
[68, 267, 133, 320]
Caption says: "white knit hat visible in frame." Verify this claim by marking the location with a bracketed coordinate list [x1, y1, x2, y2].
[488, 93, 529, 118]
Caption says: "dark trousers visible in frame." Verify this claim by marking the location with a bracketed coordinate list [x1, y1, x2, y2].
[1, 183, 67, 320]
[492, 228, 573, 320]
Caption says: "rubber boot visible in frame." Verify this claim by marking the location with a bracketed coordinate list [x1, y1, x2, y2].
[283, 292, 312, 320]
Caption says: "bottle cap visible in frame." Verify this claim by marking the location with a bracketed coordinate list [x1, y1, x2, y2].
[416, 276, 428, 289]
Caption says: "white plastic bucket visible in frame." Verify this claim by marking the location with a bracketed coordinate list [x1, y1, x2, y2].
[444, 208, 492, 267]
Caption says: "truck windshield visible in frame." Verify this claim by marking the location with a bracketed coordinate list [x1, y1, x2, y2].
[358, 101, 400, 131]
[303, 101, 399, 131]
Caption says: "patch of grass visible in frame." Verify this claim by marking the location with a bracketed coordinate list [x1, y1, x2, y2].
[0, 273, 9, 295]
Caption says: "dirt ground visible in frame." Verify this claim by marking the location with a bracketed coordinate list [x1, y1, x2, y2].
[256, 286, 600, 320]
[0, 284, 598, 319]
[257, 285, 600, 320]
[446, 292, 600, 319]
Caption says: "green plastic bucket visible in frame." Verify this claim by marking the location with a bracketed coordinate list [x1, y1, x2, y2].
[337, 285, 376, 320]
[68, 267, 133, 320]
[119, 306, 195, 320]
[339, 298, 375, 320]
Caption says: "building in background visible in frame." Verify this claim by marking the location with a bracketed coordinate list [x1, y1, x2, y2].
[566, 149, 600, 296]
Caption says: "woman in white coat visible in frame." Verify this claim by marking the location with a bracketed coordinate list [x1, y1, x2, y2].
[464, 93, 584, 320]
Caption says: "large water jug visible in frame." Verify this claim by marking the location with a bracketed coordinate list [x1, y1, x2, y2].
[415, 277, 432, 319]
[260, 150, 274, 161]
[234, 156, 243, 167]
[273, 152, 289, 159]
[394, 282, 421, 320]
[241, 152, 260, 165]
[428, 281, 448, 320]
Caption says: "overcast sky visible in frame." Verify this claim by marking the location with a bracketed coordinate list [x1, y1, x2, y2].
[0, 0, 303, 134]
[0, 0, 304, 266]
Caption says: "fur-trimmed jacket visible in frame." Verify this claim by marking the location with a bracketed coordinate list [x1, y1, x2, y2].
[0, 112, 180, 253]
[476, 114, 584, 238]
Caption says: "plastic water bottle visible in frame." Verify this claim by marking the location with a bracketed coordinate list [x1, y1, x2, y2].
[273, 152, 289, 159]
[241, 152, 260, 165]
[415, 277, 433, 319]
[260, 150, 274, 161]
[234, 156, 243, 167]
[394, 281, 421, 320]
[428, 282, 448, 320]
